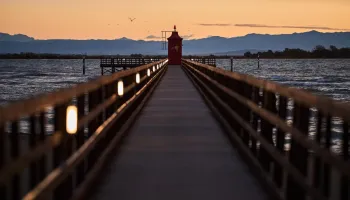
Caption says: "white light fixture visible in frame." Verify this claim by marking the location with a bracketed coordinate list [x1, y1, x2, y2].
[153, 66, 155, 71]
[118, 80, 124, 96]
[136, 73, 140, 84]
[66, 105, 78, 134]
[147, 69, 151, 76]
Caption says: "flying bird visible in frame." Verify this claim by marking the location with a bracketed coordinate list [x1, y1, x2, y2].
[129, 17, 136, 22]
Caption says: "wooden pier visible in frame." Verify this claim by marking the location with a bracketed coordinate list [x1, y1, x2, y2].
[187, 57, 216, 66]
[90, 66, 267, 200]
[0, 59, 349, 200]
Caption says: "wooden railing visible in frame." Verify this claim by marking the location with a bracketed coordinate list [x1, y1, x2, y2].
[0, 59, 168, 200]
[100, 58, 163, 67]
[187, 58, 216, 67]
[182, 59, 350, 200]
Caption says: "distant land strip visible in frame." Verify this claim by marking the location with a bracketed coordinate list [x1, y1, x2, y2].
[0, 46, 350, 59]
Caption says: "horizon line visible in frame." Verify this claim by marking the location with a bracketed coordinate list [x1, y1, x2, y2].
[1, 29, 349, 41]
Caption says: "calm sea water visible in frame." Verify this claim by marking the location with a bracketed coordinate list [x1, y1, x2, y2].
[0, 59, 100, 105]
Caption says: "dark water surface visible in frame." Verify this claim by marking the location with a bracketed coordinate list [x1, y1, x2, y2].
[0, 59, 100, 105]
[0, 59, 349, 105]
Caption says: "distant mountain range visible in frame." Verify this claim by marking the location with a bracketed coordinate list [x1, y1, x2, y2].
[1, 31, 350, 55]
[0, 33, 34, 42]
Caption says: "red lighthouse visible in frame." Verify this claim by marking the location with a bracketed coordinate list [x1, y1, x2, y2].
[167, 25, 183, 65]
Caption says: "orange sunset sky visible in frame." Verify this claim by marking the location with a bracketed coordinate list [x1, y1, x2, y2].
[1, 0, 350, 40]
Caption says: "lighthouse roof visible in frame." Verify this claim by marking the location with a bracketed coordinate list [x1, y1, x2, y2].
[167, 31, 183, 40]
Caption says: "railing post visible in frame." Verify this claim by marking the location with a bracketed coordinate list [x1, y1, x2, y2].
[53, 103, 68, 200]
[38, 112, 47, 182]
[322, 115, 332, 197]
[95, 88, 104, 155]
[273, 95, 287, 188]
[76, 94, 85, 187]
[250, 87, 260, 155]
[341, 122, 349, 200]
[87, 89, 100, 172]
[29, 115, 38, 190]
[112, 80, 120, 113]
[241, 82, 252, 146]
[227, 79, 241, 134]
[259, 91, 276, 172]
[313, 112, 323, 190]
[64, 129, 74, 199]
[106, 82, 115, 119]
[112, 59, 115, 73]
[0, 124, 6, 200]
[286, 103, 310, 200]
[10, 121, 20, 200]
[123, 75, 134, 101]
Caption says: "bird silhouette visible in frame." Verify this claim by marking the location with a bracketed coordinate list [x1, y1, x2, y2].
[128, 17, 136, 22]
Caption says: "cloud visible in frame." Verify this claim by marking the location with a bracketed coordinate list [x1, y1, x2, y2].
[235, 24, 350, 31]
[182, 34, 194, 39]
[145, 35, 161, 39]
[197, 23, 232, 26]
[196, 23, 349, 31]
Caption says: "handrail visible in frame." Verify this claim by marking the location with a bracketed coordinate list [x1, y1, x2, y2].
[182, 63, 327, 200]
[0, 60, 165, 124]
[23, 65, 167, 200]
[0, 59, 168, 200]
[183, 59, 350, 121]
[183, 61, 350, 175]
[182, 59, 349, 200]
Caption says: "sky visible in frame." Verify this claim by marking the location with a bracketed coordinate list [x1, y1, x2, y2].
[1, 0, 350, 40]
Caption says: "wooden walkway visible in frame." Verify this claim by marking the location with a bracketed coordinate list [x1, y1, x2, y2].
[88, 66, 268, 200]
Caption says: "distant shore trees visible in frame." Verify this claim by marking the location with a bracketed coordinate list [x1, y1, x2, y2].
[0, 53, 167, 59]
[244, 45, 350, 58]
[0, 45, 349, 59]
